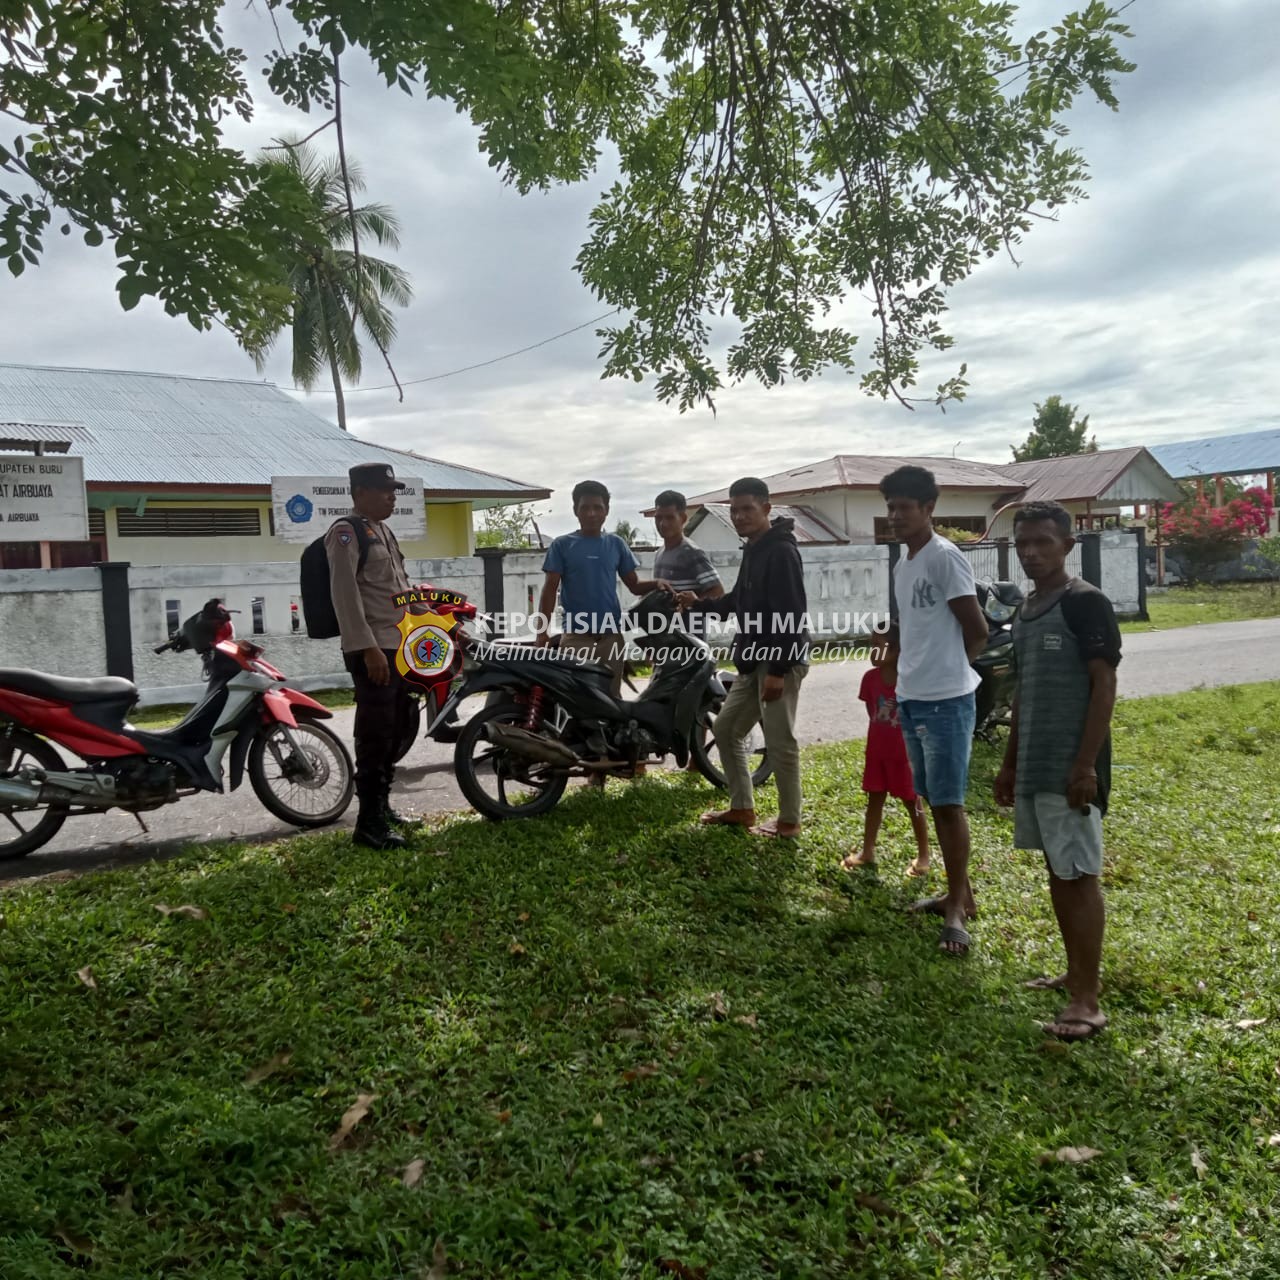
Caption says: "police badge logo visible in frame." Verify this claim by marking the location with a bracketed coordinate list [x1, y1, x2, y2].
[394, 604, 460, 691]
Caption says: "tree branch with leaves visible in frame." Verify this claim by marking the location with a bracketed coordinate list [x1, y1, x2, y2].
[1, 0, 1133, 411]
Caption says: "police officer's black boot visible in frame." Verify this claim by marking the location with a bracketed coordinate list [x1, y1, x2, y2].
[380, 765, 418, 829]
[353, 786, 407, 851]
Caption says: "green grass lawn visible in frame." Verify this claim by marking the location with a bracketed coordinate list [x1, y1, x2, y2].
[1124, 581, 1280, 633]
[3, 685, 1279, 1278]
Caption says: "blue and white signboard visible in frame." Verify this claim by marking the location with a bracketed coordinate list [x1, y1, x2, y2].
[271, 474, 426, 544]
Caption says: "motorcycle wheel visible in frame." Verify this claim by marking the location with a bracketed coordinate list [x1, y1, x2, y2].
[249, 718, 354, 828]
[454, 700, 568, 822]
[0, 727, 70, 860]
[690, 714, 773, 790]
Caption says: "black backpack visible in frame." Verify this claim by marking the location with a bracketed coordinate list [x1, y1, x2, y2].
[299, 517, 377, 640]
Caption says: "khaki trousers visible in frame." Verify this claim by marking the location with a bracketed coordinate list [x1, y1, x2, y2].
[714, 665, 806, 824]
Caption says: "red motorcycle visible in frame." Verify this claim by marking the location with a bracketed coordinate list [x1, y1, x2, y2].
[0, 600, 354, 860]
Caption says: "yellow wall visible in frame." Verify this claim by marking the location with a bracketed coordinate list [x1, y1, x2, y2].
[399, 501, 474, 559]
[99, 498, 476, 565]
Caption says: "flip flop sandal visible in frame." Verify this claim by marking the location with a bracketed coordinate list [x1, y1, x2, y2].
[1024, 976, 1069, 991]
[1043, 1018, 1106, 1042]
[750, 824, 799, 839]
[938, 924, 971, 956]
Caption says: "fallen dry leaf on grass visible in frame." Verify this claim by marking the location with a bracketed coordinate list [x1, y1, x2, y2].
[244, 1051, 293, 1086]
[517, 911, 530, 923]
[422, 1237, 447, 1279]
[1235, 1018, 1268, 1030]
[708, 992, 729, 1020]
[1041, 1146, 1103, 1165]
[621, 1064, 660, 1084]
[153, 903, 209, 920]
[733, 1013, 758, 1028]
[56, 1229, 94, 1258]
[494, 1109, 512, 1124]
[76, 966, 97, 990]
[508, 939, 527, 956]
[328, 1093, 376, 1151]
[656, 1259, 708, 1280]
[592, 1112, 604, 1128]
[402, 1159, 425, 1188]
[1267, 1134, 1280, 1148]
[854, 1191, 902, 1220]
[1191, 1148, 1209, 1179]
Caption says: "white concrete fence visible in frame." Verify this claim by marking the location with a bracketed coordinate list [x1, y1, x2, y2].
[0, 531, 1145, 705]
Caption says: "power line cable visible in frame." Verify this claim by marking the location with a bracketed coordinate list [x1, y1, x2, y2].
[318, 308, 622, 395]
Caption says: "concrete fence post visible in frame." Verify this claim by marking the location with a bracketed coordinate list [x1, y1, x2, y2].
[1133, 526, 1149, 621]
[97, 561, 134, 680]
[1079, 533, 1102, 589]
[476, 546, 506, 637]
[997, 537, 1011, 580]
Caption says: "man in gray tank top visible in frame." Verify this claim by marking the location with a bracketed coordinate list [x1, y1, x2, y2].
[995, 501, 1121, 1042]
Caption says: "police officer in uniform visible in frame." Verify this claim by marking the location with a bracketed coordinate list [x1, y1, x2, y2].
[327, 462, 415, 849]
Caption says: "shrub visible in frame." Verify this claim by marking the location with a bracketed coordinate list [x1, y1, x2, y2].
[1158, 487, 1273, 584]
[934, 524, 981, 544]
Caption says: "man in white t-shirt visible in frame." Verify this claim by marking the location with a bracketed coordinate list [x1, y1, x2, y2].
[880, 466, 989, 956]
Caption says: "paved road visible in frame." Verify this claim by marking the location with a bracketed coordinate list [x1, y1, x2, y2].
[6, 618, 1279, 883]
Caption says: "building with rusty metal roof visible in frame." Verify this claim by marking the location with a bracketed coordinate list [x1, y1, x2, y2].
[684, 502, 848, 553]
[667, 448, 1181, 544]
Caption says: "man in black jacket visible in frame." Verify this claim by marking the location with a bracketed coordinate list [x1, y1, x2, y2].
[679, 477, 810, 837]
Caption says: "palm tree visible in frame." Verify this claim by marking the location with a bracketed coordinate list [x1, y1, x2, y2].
[253, 141, 412, 429]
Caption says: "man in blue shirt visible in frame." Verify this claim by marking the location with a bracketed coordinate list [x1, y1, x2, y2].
[534, 480, 666, 698]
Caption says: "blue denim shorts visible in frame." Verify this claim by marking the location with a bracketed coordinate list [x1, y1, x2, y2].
[897, 693, 976, 809]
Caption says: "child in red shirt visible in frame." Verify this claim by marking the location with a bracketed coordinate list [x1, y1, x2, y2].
[841, 625, 932, 876]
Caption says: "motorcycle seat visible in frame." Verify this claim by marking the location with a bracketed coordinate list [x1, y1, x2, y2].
[0, 667, 139, 704]
[486, 643, 613, 678]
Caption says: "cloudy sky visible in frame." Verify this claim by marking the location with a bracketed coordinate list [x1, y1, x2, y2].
[2, 0, 1277, 533]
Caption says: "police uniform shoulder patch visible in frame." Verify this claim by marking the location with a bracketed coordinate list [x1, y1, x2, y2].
[337, 530, 352, 545]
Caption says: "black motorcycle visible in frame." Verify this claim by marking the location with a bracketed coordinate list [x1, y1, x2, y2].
[972, 579, 1024, 739]
[434, 592, 765, 820]
[393, 604, 771, 791]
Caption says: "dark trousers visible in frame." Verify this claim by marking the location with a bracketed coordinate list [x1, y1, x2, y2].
[344, 649, 412, 809]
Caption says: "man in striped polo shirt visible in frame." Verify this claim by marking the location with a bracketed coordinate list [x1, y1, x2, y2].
[651, 490, 724, 603]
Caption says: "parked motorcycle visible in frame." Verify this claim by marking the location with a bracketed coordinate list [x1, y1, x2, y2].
[972, 579, 1025, 739]
[0, 599, 354, 859]
[389, 588, 770, 790]
[429, 591, 766, 820]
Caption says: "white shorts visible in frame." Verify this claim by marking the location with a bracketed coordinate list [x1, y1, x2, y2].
[1014, 792, 1104, 881]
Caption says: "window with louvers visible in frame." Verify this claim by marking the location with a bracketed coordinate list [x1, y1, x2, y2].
[115, 507, 263, 538]
[88, 509, 107, 538]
